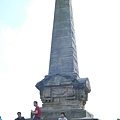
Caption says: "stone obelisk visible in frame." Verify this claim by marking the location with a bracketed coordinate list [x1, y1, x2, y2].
[49, 0, 79, 77]
[36, 0, 93, 120]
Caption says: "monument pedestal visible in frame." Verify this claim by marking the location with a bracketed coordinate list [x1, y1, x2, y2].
[36, 74, 93, 120]
[41, 108, 93, 120]
[25, 118, 99, 120]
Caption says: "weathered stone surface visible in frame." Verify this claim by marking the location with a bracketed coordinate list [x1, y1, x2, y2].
[25, 118, 99, 120]
[36, 74, 90, 109]
[48, 0, 79, 76]
[40, 108, 93, 120]
[35, 0, 94, 119]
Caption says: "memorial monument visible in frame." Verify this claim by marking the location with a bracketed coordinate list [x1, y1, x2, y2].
[36, 0, 97, 120]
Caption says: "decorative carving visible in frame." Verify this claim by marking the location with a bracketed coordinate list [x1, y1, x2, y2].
[52, 87, 67, 97]
[51, 85, 75, 97]
[36, 74, 90, 109]
[66, 86, 74, 96]
[43, 87, 51, 97]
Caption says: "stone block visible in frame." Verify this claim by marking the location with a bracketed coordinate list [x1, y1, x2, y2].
[25, 118, 99, 120]
[40, 108, 93, 120]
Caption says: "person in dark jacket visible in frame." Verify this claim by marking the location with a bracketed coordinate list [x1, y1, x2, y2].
[15, 112, 25, 120]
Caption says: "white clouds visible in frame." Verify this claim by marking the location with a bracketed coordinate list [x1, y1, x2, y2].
[0, 1, 54, 119]
[2, 27, 17, 41]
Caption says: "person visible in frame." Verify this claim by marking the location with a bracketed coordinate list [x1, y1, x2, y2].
[58, 112, 67, 120]
[0, 116, 2, 120]
[31, 101, 41, 120]
[15, 112, 25, 120]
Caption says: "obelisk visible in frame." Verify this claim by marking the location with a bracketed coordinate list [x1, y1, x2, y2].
[36, 0, 93, 120]
[49, 0, 79, 76]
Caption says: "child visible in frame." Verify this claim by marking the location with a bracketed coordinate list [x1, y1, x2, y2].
[58, 112, 67, 120]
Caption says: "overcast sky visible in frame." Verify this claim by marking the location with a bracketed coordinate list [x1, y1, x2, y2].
[0, 0, 120, 120]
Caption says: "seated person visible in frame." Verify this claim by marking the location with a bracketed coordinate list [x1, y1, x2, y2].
[15, 112, 25, 120]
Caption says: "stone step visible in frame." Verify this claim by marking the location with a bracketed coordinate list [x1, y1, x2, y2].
[47, 118, 99, 120]
[25, 118, 99, 120]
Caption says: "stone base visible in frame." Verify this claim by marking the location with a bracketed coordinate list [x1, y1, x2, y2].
[25, 118, 98, 120]
[41, 108, 94, 120]
[72, 118, 99, 120]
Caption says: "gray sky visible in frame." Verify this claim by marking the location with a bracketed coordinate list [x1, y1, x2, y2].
[0, 0, 120, 120]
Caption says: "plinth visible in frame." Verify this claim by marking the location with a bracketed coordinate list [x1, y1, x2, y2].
[41, 108, 93, 120]
[36, 74, 93, 120]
